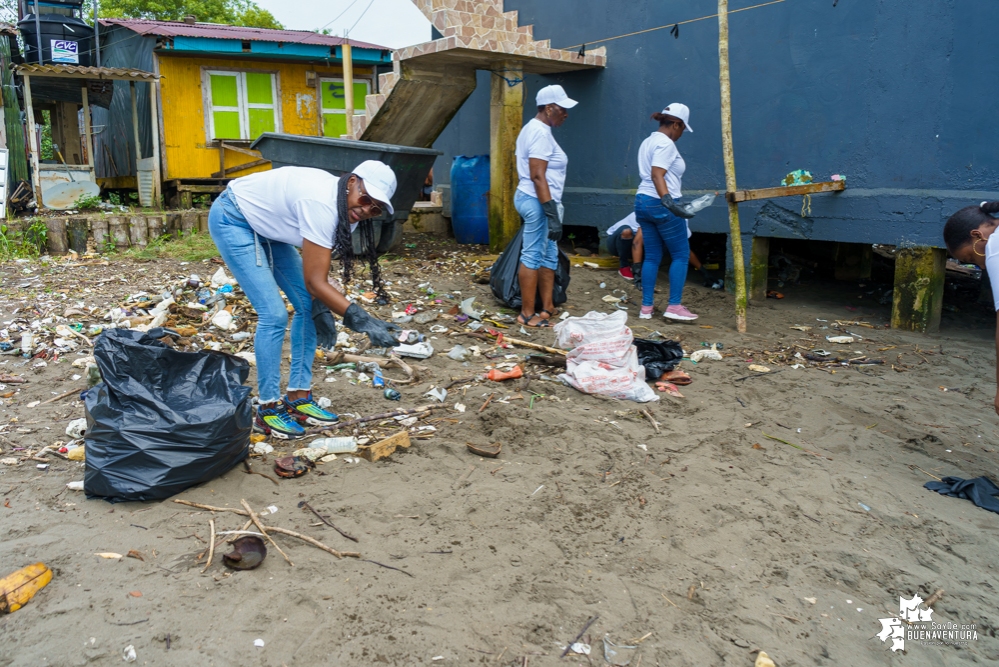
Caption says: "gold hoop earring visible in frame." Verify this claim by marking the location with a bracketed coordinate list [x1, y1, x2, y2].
[973, 238, 986, 257]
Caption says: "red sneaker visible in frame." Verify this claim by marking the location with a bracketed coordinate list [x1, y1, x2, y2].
[618, 266, 634, 280]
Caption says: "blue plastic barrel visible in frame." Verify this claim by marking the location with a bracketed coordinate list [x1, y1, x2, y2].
[450, 155, 490, 244]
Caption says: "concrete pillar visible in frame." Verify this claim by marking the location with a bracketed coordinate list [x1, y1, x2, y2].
[891, 246, 946, 333]
[727, 234, 769, 301]
[488, 60, 523, 253]
[834, 242, 873, 281]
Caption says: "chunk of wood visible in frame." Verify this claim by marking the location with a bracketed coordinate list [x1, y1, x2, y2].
[726, 180, 845, 203]
[358, 430, 411, 462]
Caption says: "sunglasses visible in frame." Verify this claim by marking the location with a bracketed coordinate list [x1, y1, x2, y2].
[356, 180, 383, 216]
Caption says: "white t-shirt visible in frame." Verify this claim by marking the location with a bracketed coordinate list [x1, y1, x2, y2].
[516, 118, 568, 202]
[986, 234, 999, 311]
[608, 212, 692, 238]
[607, 213, 638, 236]
[637, 132, 685, 199]
[228, 167, 358, 248]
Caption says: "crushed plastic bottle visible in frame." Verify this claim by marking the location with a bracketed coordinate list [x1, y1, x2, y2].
[196, 287, 213, 304]
[312, 437, 359, 454]
[383, 388, 401, 401]
[686, 193, 716, 214]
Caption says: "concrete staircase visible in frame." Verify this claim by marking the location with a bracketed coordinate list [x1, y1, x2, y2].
[353, 0, 606, 147]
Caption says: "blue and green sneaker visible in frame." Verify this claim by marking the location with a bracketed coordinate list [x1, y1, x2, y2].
[254, 402, 305, 439]
[284, 392, 339, 426]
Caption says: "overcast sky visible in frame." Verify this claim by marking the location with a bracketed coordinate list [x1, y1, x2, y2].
[254, 0, 432, 49]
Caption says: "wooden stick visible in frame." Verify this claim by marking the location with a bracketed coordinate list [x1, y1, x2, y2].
[718, 0, 748, 333]
[560, 615, 599, 658]
[497, 335, 565, 356]
[641, 408, 660, 434]
[201, 519, 215, 573]
[40, 386, 86, 405]
[325, 351, 417, 384]
[478, 394, 494, 413]
[298, 500, 359, 543]
[925, 588, 944, 608]
[240, 499, 293, 566]
[266, 525, 358, 559]
[319, 405, 440, 433]
[174, 500, 247, 514]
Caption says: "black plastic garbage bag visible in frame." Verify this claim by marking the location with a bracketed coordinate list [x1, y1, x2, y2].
[84, 327, 252, 503]
[489, 225, 571, 309]
[634, 338, 684, 380]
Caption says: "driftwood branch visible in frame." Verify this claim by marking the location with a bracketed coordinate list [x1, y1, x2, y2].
[201, 519, 216, 573]
[241, 498, 293, 566]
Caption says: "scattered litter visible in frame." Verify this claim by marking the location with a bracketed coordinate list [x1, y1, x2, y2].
[454, 403, 466, 413]
[748, 364, 771, 373]
[0, 562, 52, 613]
[447, 345, 469, 361]
[66, 418, 87, 439]
[253, 639, 265, 648]
[424, 387, 448, 402]
[312, 437, 358, 454]
[755, 652, 776, 667]
[568, 642, 591, 655]
[252, 442, 274, 455]
[224, 536, 267, 570]
[690, 345, 723, 362]
[67, 481, 84, 491]
[803, 597, 817, 604]
[825, 335, 854, 344]
[394, 342, 435, 359]
[460, 297, 483, 321]
[94, 553, 123, 559]
[858, 502, 871, 512]
[123, 645, 137, 662]
[790, 325, 812, 331]
[602, 635, 639, 666]
[211, 309, 236, 331]
[292, 448, 327, 462]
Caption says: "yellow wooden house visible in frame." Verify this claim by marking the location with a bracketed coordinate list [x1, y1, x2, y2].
[93, 18, 391, 206]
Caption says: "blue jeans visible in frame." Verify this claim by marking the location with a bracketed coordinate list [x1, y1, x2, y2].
[209, 190, 315, 404]
[515, 190, 559, 271]
[635, 194, 689, 307]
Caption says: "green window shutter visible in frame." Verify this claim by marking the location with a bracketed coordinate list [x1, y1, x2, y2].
[322, 81, 345, 111]
[352, 82, 368, 113]
[244, 72, 273, 105]
[323, 113, 347, 138]
[210, 74, 239, 106]
[248, 108, 275, 139]
[213, 111, 242, 139]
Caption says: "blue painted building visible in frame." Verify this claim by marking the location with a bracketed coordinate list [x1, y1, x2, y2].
[432, 0, 997, 249]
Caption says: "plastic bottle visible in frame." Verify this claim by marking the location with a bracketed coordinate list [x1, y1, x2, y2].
[384, 388, 401, 400]
[311, 437, 358, 454]
[687, 193, 716, 214]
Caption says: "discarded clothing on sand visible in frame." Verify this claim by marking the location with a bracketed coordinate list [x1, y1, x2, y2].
[924, 476, 999, 514]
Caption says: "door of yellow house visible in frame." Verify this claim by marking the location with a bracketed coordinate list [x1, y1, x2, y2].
[320, 78, 370, 137]
[208, 70, 279, 140]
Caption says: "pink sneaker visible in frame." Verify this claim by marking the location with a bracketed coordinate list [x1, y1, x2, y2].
[639, 305, 654, 320]
[664, 304, 698, 321]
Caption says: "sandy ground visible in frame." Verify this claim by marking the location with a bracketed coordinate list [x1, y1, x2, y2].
[1, 235, 998, 666]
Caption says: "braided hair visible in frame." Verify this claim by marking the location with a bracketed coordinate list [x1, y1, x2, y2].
[332, 173, 388, 301]
[943, 201, 999, 253]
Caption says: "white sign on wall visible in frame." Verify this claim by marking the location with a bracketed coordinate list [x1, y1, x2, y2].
[51, 40, 79, 64]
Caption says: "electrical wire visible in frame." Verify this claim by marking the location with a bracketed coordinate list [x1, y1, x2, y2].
[560, 0, 787, 51]
[316, 0, 362, 35]
[346, 0, 377, 37]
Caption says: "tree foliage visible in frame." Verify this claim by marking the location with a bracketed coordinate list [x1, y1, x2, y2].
[98, 0, 281, 29]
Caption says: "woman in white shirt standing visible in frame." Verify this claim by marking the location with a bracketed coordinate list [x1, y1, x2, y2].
[943, 201, 999, 415]
[634, 104, 700, 321]
[513, 84, 576, 327]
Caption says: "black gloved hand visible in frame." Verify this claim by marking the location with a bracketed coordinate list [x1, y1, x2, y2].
[342, 302, 401, 348]
[311, 298, 337, 350]
[541, 199, 562, 241]
[661, 195, 695, 219]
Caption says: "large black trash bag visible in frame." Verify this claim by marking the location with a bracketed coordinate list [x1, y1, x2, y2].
[84, 327, 252, 503]
[634, 338, 684, 380]
[489, 225, 571, 309]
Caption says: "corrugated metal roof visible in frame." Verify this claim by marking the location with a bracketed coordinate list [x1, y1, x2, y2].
[100, 19, 390, 51]
[16, 64, 160, 80]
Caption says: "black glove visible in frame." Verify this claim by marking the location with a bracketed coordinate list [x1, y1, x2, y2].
[661, 195, 695, 219]
[311, 298, 337, 350]
[342, 302, 401, 348]
[541, 199, 562, 241]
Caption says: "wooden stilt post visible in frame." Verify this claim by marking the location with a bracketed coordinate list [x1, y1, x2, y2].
[488, 60, 523, 253]
[81, 86, 94, 178]
[891, 246, 946, 333]
[129, 81, 142, 168]
[149, 79, 162, 206]
[718, 0, 748, 332]
[23, 75, 42, 208]
[342, 40, 354, 139]
[748, 236, 769, 302]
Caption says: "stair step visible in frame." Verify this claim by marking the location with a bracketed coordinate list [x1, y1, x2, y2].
[364, 93, 386, 118]
[378, 71, 399, 95]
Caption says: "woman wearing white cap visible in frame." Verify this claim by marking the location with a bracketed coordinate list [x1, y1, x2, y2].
[513, 84, 577, 327]
[635, 104, 700, 321]
[209, 162, 401, 439]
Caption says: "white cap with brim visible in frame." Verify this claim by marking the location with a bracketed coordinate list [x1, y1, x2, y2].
[353, 160, 397, 215]
[536, 84, 578, 109]
[661, 103, 693, 132]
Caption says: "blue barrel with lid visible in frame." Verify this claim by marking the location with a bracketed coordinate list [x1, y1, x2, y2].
[450, 155, 490, 245]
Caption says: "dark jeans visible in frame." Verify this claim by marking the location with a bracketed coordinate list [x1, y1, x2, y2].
[610, 226, 634, 268]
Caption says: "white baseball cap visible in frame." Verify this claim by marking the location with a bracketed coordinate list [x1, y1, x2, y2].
[536, 84, 578, 109]
[353, 160, 396, 215]
[661, 103, 693, 132]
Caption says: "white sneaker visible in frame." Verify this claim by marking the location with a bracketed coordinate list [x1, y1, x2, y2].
[664, 304, 698, 321]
